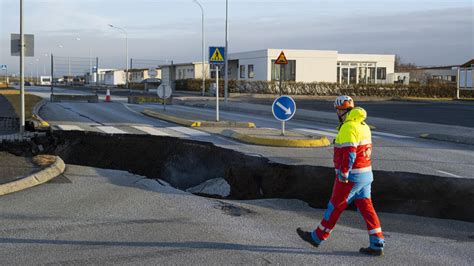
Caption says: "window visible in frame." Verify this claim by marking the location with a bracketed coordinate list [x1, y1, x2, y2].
[377, 67, 386, 80]
[240, 65, 245, 79]
[271, 60, 296, 81]
[248, 65, 254, 78]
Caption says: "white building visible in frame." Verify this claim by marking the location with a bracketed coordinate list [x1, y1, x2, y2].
[228, 49, 396, 84]
[160, 62, 210, 88]
[104, 70, 126, 86]
[129, 68, 162, 83]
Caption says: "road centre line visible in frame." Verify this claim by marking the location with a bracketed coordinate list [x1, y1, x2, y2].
[132, 126, 170, 136]
[97, 126, 127, 134]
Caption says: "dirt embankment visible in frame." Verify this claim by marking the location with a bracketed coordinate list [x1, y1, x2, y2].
[1, 131, 473, 222]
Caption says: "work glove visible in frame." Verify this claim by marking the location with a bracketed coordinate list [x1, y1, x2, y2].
[337, 170, 349, 183]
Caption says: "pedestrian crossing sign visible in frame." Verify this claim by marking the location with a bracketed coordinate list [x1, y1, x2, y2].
[209, 46, 225, 64]
[275, 51, 288, 65]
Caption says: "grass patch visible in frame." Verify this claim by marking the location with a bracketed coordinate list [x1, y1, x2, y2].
[0, 89, 42, 119]
[32, 155, 56, 168]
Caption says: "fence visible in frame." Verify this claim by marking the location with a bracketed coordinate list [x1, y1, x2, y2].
[51, 55, 99, 88]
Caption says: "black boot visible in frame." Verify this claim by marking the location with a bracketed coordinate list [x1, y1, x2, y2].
[359, 247, 384, 256]
[296, 228, 319, 248]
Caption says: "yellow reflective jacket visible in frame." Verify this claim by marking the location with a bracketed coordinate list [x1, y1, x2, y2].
[334, 107, 373, 181]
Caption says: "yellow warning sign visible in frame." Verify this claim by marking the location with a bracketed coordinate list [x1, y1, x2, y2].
[210, 48, 224, 62]
[275, 51, 288, 65]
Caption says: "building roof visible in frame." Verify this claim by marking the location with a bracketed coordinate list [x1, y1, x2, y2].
[461, 59, 474, 68]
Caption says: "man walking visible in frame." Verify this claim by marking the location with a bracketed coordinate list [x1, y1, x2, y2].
[297, 95, 385, 256]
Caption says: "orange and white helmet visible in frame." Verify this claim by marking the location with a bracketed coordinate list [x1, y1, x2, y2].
[334, 95, 354, 110]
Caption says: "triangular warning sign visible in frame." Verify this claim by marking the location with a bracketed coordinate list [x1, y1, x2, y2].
[210, 48, 224, 62]
[275, 51, 288, 65]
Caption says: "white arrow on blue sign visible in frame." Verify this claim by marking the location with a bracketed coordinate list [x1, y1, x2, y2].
[272, 95, 296, 122]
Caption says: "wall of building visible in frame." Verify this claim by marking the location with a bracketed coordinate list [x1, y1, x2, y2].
[193, 62, 210, 79]
[175, 65, 195, 80]
[229, 50, 269, 81]
[104, 70, 125, 85]
[230, 49, 339, 82]
[338, 53, 395, 83]
[267, 49, 338, 82]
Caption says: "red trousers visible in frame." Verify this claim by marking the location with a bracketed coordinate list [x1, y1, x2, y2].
[312, 177, 385, 250]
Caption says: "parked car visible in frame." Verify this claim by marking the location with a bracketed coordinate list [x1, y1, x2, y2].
[24, 81, 31, 86]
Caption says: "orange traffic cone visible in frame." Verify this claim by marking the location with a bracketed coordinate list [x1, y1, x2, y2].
[105, 89, 111, 102]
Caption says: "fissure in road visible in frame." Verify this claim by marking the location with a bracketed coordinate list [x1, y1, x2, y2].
[1, 131, 473, 222]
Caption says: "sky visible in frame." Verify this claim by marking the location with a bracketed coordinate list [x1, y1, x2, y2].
[1, 0, 473, 75]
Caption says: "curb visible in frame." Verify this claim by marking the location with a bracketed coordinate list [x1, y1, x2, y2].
[420, 133, 474, 145]
[223, 129, 331, 148]
[142, 109, 256, 128]
[0, 156, 66, 196]
[32, 99, 50, 128]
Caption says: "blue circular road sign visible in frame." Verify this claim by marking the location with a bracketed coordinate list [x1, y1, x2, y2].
[272, 95, 296, 122]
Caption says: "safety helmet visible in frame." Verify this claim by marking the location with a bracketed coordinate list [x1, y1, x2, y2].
[334, 95, 354, 110]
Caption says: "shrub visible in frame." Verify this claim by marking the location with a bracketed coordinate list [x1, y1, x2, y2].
[174, 79, 474, 98]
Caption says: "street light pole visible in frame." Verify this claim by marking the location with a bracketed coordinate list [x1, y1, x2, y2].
[108, 24, 129, 93]
[19, 0, 25, 134]
[224, 0, 229, 102]
[193, 0, 206, 96]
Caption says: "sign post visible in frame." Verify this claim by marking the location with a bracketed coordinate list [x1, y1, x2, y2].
[11, 29, 34, 134]
[272, 95, 296, 136]
[157, 84, 172, 111]
[1, 65, 7, 86]
[209, 46, 225, 122]
[274, 51, 288, 96]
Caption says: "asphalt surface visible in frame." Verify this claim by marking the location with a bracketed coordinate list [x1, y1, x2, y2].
[233, 98, 474, 128]
[55, 87, 474, 127]
[0, 165, 472, 265]
[24, 86, 473, 179]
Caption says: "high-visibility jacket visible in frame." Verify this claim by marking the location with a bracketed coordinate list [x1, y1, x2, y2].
[333, 107, 373, 182]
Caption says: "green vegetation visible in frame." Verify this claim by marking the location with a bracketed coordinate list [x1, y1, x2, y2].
[175, 79, 474, 99]
[0, 89, 42, 119]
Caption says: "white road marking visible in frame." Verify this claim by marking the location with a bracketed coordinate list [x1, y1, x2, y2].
[56, 125, 84, 131]
[294, 128, 337, 138]
[436, 170, 462, 178]
[97, 126, 127, 134]
[133, 126, 170, 136]
[372, 131, 413, 139]
[168, 126, 210, 137]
